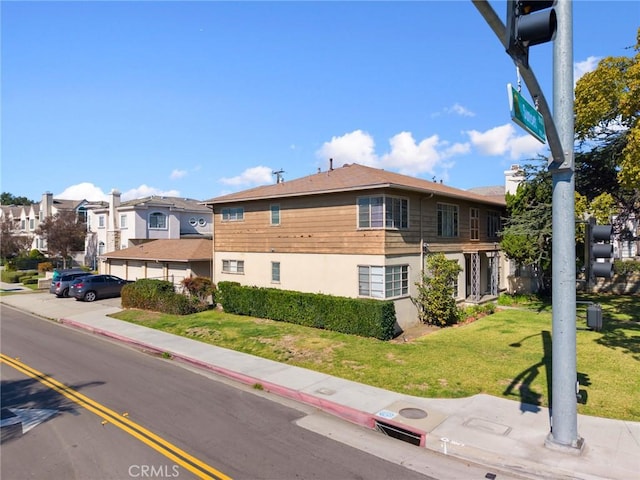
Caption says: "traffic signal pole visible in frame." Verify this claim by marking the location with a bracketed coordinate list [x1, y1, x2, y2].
[472, 0, 584, 453]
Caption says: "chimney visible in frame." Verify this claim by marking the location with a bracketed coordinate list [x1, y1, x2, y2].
[109, 189, 121, 229]
[329, 158, 334, 171]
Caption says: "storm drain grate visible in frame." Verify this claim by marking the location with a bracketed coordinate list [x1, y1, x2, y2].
[374, 419, 422, 446]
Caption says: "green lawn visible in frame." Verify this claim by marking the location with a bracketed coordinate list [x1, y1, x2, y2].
[111, 294, 640, 421]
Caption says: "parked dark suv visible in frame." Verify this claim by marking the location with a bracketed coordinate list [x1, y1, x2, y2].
[69, 275, 133, 302]
[49, 271, 92, 297]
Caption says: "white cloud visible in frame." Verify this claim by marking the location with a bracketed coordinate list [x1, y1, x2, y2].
[56, 183, 108, 202]
[446, 103, 475, 117]
[316, 129, 469, 177]
[121, 185, 180, 200]
[170, 169, 187, 180]
[316, 130, 378, 167]
[466, 123, 545, 160]
[574, 56, 601, 82]
[220, 166, 274, 186]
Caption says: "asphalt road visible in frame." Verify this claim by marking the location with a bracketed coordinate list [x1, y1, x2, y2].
[1, 306, 440, 480]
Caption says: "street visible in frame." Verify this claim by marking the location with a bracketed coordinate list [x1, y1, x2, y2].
[2, 306, 440, 480]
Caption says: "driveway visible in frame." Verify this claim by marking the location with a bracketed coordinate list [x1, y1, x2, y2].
[0, 290, 124, 321]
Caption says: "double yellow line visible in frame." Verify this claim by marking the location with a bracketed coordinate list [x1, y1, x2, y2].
[0, 353, 232, 480]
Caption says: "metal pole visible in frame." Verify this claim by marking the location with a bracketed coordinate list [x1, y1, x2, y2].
[545, 0, 583, 452]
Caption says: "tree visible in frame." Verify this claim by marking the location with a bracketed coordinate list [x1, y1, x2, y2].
[500, 161, 552, 292]
[412, 253, 462, 327]
[0, 192, 34, 205]
[574, 28, 639, 192]
[0, 217, 32, 260]
[36, 211, 86, 268]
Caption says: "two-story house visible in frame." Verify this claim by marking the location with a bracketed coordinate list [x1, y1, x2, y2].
[89, 190, 213, 283]
[203, 162, 509, 330]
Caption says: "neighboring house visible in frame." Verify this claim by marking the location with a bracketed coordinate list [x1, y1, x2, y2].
[203, 162, 510, 330]
[0, 192, 89, 263]
[100, 238, 212, 286]
[86, 190, 212, 269]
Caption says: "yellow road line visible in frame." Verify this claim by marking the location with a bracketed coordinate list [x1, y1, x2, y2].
[0, 353, 232, 480]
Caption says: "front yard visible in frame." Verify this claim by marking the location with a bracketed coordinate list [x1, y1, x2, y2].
[111, 294, 640, 421]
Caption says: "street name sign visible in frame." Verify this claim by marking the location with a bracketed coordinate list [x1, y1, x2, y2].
[507, 83, 547, 144]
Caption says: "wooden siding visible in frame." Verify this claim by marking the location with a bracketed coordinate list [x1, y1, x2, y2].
[214, 189, 506, 256]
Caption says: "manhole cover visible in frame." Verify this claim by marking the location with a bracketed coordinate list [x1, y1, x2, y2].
[399, 407, 428, 419]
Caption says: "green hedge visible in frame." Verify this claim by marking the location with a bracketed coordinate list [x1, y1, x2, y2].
[121, 279, 209, 315]
[217, 282, 397, 340]
[1, 270, 37, 283]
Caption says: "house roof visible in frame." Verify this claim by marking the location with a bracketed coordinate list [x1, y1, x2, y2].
[204, 163, 506, 207]
[118, 196, 211, 212]
[101, 239, 212, 262]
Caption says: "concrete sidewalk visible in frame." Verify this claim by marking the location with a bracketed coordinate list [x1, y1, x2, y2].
[1, 289, 639, 480]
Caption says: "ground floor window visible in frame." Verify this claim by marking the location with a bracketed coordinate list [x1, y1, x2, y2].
[271, 261, 280, 283]
[222, 259, 244, 274]
[359, 264, 408, 299]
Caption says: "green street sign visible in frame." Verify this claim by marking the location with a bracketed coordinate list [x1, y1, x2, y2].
[507, 83, 547, 144]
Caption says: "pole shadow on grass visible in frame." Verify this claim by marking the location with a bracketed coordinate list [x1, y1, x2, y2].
[503, 331, 553, 415]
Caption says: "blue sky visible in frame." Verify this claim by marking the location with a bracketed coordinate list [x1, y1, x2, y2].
[2, 1, 638, 203]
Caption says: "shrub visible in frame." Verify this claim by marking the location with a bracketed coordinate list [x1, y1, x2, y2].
[23, 277, 39, 285]
[217, 282, 396, 340]
[122, 279, 208, 315]
[181, 276, 216, 304]
[614, 260, 640, 276]
[38, 262, 54, 273]
[1, 270, 22, 283]
[412, 253, 462, 327]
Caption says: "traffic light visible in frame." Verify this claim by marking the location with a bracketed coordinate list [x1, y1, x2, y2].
[506, 0, 557, 68]
[589, 224, 614, 279]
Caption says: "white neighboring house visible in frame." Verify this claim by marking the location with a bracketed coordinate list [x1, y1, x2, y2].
[0, 192, 89, 263]
[85, 190, 213, 271]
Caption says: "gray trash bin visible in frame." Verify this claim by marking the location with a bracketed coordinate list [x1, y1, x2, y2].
[586, 304, 603, 331]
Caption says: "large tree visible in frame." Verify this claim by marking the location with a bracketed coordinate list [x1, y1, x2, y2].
[36, 211, 86, 268]
[574, 28, 640, 245]
[0, 217, 32, 260]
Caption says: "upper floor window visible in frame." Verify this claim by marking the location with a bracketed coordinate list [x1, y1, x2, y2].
[29, 218, 35, 230]
[120, 214, 127, 229]
[222, 207, 244, 222]
[470, 208, 479, 241]
[437, 203, 458, 238]
[358, 196, 408, 229]
[149, 212, 167, 229]
[20, 219, 26, 230]
[98, 241, 106, 255]
[487, 211, 501, 239]
[270, 205, 280, 226]
[98, 215, 105, 228]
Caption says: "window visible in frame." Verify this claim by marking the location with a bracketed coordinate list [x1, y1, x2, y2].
[437, 203, 458, 237]
[98, 241, 105, 255]
[222, 260, 244, 274]
[189, 217, 197, 226]
[149, 212, 167, 229]
[222, 207, 244, 221]
[358, 196, 408, 229]
[470, 208, 479, 241]
[487, 211, 501, 239]
[29, 218, 35, 230]
[270, 205, 280, 226]
[20, 219, 26, 230]
[271, 261, 280, 283]
[98, 215, 105, 228]
[198, 217, 206, 226]
[359, 265, 408, 299]
[120, 214, 127, 229]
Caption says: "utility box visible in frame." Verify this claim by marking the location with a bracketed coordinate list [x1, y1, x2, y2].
[587, 304, 603, 332]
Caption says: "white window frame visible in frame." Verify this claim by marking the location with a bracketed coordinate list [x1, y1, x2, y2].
[470, 207, 479, 241]
[222, 259, 245, 274]
[98, 215, 105, 229]
[222, 207, 244, 222]
[358, 195, 408, 229]
[149, 212, 167, 230]
[120, 214, 127, 229]
[270, 205, 280, 226]
[359, 265, 409, 299]
[271, 261, 280, 283]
